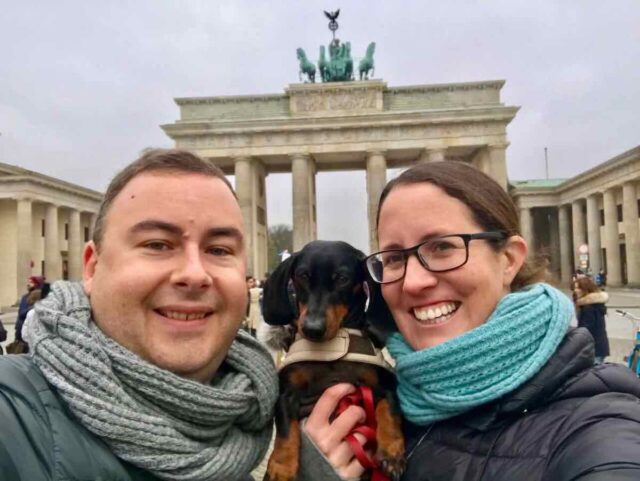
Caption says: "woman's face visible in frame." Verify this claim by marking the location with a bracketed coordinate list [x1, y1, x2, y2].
[573, 283, 584, 297]
[377, 183, 526, 351]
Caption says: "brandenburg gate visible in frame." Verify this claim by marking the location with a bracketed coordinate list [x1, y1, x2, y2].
[162, 79, 518, 276]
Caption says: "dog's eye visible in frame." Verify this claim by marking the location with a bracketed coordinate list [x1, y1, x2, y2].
[334, 274, 350, 286]
[296, 272, 309, 283]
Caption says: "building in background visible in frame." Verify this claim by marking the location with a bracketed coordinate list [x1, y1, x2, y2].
[512, 146, 640, 287]
[0, 162, 101, 309]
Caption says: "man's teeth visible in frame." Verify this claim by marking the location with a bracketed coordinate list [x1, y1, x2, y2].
[160, 311, 208, 321]
[413, 303, 458, 324]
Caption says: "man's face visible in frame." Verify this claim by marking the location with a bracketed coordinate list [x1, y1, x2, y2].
[83, 171, 247, 383]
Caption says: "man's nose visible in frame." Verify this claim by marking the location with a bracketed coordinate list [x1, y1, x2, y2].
[171, 247, 212, 289]
[402, 254, 437, 294]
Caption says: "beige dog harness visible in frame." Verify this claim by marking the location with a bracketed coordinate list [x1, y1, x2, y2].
[279, 328, 394, 372]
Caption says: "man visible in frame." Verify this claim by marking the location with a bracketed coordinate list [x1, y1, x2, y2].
[0, 149, 278, 481]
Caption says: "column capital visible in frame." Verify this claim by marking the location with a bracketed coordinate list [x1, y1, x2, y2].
[290, 151, 311, 160]
[487, 142, 510, 150]
[366, 149, 387, 157]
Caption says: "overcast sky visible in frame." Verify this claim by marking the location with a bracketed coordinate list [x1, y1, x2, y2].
[2, 1, 639, 252]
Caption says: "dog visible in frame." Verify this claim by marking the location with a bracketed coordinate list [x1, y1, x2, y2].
[261, 240, 404, 481]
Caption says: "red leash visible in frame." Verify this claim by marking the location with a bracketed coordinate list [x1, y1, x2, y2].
[335, 386, 389, 481]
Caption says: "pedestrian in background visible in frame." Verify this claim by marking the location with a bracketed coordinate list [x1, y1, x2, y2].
[14, 276, 46, 347]
[574, 276, 610, 364]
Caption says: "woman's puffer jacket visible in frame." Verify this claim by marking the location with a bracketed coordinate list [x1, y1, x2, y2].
[299, 328, 640, 481]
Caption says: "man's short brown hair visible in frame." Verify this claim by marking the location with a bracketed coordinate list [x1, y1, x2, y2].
[92, 148, 235, 248]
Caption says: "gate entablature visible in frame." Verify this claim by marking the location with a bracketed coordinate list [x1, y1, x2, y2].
[162, 79, 518, 276]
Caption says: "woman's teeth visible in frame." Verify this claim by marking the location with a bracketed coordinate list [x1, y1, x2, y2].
[413, 302, 458, 324]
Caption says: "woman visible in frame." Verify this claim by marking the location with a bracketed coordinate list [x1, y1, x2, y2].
[15, 276, 45, 344]
[299, 162, 640, 481]
[574, 276, 610, 364]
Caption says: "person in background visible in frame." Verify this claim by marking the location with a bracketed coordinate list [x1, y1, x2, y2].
[0, 319, 6, 354]
[574, 276, 610, 364]
[300, 161, 640, 481]
[15, 276, 45, 343]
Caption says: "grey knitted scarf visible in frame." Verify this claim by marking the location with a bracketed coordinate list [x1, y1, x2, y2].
[26, 281, 278, 481]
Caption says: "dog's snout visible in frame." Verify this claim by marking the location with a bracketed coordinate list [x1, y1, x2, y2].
[302, 322, 325, 341]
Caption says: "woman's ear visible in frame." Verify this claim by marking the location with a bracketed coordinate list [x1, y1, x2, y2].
[502, 235, 528, 288]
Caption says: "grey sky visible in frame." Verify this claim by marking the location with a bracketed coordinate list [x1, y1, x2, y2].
[2, 1, 638, 252]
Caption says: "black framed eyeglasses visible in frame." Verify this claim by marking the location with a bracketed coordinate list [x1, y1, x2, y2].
[365, 231, 508, 284]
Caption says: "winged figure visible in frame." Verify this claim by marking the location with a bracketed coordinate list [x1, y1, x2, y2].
[324, 9, 340, 21]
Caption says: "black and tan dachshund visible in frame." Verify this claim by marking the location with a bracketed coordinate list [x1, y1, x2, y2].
[262, 240, 404, 481]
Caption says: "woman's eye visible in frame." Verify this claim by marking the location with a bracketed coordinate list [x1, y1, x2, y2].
[382, 253, 404, 267]
[432, 241, 455, 252]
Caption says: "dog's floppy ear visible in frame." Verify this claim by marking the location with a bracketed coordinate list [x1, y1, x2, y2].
[262, 253, 298, 326]
[364, 274, 398, 348]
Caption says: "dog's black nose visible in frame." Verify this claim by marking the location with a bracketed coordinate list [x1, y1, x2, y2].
[302, 323, 325, 341]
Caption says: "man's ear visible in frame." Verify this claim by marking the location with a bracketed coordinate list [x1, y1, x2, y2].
[82, 241, 98, 295]
[502, 235, 528, 288]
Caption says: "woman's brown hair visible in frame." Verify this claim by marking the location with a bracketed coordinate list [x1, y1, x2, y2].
[376, 161, 549, 291]
[574, 276, 599, 295]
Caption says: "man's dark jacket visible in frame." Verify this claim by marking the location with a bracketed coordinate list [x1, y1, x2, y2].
[299, 328, 640, 481]
[0, 355, 254, 481]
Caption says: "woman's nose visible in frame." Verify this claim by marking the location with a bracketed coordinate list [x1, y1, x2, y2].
[402, 254, 437, 294]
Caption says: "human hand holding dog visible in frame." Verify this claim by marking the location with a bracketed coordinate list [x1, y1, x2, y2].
[304, 383, 370, 480]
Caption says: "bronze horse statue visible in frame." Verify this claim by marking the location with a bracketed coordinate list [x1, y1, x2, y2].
[296, 48, 316, 83]
[358, 42, 376, 80]
[318, 45, 328, 82]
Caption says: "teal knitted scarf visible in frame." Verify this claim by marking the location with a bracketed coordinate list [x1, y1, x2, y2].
[387, 283, 573, 425]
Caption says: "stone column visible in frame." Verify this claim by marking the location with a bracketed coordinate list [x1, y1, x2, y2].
[558, 205, 573, 284]
[487, 144, 508, 191]
[548, 209, 561, 280]
[366, 150, 387, 252]
[68, 209, 82, 281]
[623, 182, 640, 285]
[470, 147, 488, 176]
[88, 213, 97, 242]
[586, 194, 602, 274]
[418, 148, 446, 164]
[603, 188, 622, 286]
[44, 203, 62, 281]
[16, 198, 33, 295]
[253, 160, 269, 279]
[519, 207, 534, 250]
[571, 200, 586, 269]
[292, 153, 316, 251]
[234, 157, 255, 275]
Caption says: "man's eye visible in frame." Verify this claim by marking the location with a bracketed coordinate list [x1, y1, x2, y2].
[207, 246, 232, 256]
[144, 241, 171, 251]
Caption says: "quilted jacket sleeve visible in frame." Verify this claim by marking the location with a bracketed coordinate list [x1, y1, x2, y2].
[545, 392, 640, 480]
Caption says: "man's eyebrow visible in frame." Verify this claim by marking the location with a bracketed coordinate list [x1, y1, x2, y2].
[128, 221, 243, 242]
[129, 220, 183, 236]
[204, 227, 244, 242]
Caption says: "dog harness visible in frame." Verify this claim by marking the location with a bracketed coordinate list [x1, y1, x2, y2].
[278, 328, 394, 372]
